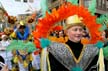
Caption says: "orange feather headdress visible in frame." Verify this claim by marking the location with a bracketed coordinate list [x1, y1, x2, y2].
[33, 2, 102, 48]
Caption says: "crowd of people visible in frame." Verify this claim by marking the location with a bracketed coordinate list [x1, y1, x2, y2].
[0, 8, 41, 71]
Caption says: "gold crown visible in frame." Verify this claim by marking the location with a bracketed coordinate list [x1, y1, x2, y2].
[65, 15, 83, 29]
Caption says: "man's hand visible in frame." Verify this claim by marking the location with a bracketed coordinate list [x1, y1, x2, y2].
[1, 65, 9, 71]
[16, 24, 20, 29]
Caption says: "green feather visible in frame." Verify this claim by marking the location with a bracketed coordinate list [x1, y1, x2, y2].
[103, 46, 108, 58]
[95, 41, 104, 49]
[40, 38, 51, 48]
[99, 25, 107, 31]
[6, 40, 24, 50]
[41, 0, 50, 17]
[71, 67, 83, 71]
[88, 0, 96, 15]
[97, 14, 108, 31]
[24, 41, 36, 52]
[97, 14, 108, 24]
[67, 0, 78, 5]
[6, 40, 36, 52]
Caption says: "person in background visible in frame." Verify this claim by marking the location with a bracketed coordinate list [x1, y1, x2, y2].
[10, 21, 34, 71]
[32, 52, 40, 71]
[0, 34, 12, 70]
[10, 21, 30, 40]
[82, 27, 90, 39]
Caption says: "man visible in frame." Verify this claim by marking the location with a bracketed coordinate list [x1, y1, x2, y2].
[41, 15, 108, 71]
[10, 21, 30, 40]
[0, 35, 12, 70]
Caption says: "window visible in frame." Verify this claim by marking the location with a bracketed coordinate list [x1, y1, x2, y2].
[15, 0, 21, 1]
[23, 0, 27, 2]
[29, 0, 34, 3]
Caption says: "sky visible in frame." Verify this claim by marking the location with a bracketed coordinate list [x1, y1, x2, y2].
[0, 0, 41, 16]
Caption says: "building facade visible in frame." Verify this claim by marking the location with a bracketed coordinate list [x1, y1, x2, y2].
[48, 0, 108, 14]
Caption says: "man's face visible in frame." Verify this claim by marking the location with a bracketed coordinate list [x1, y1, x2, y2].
[19, 26, 25, 33]
[19, 28, 24, 33]
[66, 26, 84, 42]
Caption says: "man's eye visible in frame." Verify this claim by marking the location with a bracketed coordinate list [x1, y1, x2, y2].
[72, 29, 77, 31]
[79, 29, 83, 32]
[72, 28, 83, 32]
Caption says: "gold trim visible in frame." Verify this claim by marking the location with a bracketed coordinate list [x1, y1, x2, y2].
[47, 52, 51, 71]
[40, 49, 44, 71]
[65, 44, 85, 64]
[41, 48, 51, 71]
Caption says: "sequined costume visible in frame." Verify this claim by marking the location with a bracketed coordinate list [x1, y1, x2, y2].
[47, 40, 108, 71]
